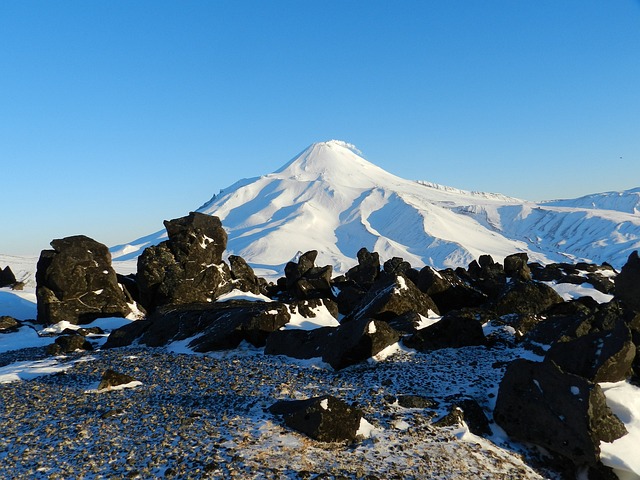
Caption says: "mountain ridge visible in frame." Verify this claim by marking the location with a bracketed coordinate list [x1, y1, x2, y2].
[111, 141, 640, 273]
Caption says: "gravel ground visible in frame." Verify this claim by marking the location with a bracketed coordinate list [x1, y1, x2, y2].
[0, 339, 562, 479]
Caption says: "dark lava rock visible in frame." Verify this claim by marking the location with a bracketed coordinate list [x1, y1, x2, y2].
[288, 298, 339, 320]
[395, 395, 439, 409]
[494, 359, 627, 467]
[345, 248, 380, 289]
[348, 273, 439, 323]
[434, 398, 491, 437]
[467, 255, 507, 298]
[615, 251, 640, 312]
[265, 316, 400, 370]
[545, 320, 636, 383]
[36, 235, 132, 325]
[494, 281, 563, 316]
[386, 311, 424, 334]
[416, 267, 487, 314]
[503, 253, 531, 282]
[403, 313, 486, 352]
[284, 251, 333, 300]
[137, 213, 233, 312]
[383, 257, 412, 277]
[269, 395, 364, 442]
[0, 266, 17, 288]
[47, 334, 93, 355]
[0, 315, 20, 332]
[98, 369, 139, 390]
[104, 300, 290, 351]
[228, 255, 264, 295]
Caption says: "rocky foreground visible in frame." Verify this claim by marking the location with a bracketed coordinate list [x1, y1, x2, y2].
[2, 211, 640, 479]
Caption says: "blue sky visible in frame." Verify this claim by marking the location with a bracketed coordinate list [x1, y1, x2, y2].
[1, 1, 639, 255]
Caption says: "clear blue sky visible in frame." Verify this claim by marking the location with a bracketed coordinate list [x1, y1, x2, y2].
[1, 1, 639, 255]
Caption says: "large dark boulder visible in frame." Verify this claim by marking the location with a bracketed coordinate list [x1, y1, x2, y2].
[98, 369, 139, 390]
[283, 250, 333, 300]
[416, 267, 487, 314]
[348, 273, 439, 323]
[403, 312, 486, 352]
[137, 213, 234, 312]
[494, 359, 627, 467]
[503, 253, 531, 282]
[228, 255, 264, 294]
[0, 266, 17, 288]
[467, 255, 507, 298]
[546, 320, 636, 383]
[265, 316, 400, 370]
[345, 248, 380, 289]
[615, 251, 640, 312]
[36, 235, 132, 325]
[494, 281, 563, 316]
[269, 395, 365, 442]
[0, 315, 20, 333]
[104, 300, 290, 351]
[47, 334, 93, 355]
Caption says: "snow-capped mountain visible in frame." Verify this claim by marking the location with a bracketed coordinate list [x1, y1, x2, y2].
[111, 140, 640, 273]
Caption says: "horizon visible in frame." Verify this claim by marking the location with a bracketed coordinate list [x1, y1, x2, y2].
[2, 1, 639, 255]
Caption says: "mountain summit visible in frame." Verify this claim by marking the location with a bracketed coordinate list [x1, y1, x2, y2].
[112, 141, 640, 275]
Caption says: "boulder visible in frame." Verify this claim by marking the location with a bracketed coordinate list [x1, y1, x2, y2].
[345, 248, 380, 289]
[383, 257, 412, 277]
[0, 266, 17, 288]
[494, 359, 627, 467]
[288, 298, 339, 320]
[348, 273, 440, 323]
[546, 320, 636, 383]
[36, 235, 132, 325]
[137, 213, 234, 311]
[394, 395, 439, 409]
[269, 395, 364, 442]
[434, 398, 491, 437]
[47, 334, 93, 355]
[109, 300, 290, 351]
[615, 251, 640, 312]
[416, 267, 487, 314]
[494, 281, 563, 316]
[503, 253, 531, 282]
[228, 255, 264, 294]
[265, 316, 400, 370]
[403, 312, 486, 352]
[98, 369, 139, 390]
[467, 255, 507, 298]
[284, 251, 333, 300]
[0, 315, 20, 333]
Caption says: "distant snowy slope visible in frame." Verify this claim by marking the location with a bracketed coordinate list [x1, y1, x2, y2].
[111, 140, 640, 274]
[541, 187, 640, 214]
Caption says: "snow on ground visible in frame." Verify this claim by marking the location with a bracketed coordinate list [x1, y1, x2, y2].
[545, 281, 614, 303]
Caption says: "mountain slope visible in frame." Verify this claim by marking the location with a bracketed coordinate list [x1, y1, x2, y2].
[111, 140, 640, 274]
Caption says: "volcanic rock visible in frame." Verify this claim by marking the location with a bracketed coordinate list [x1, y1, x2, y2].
[265, 316, 400, 370]
[494, 281, 563, 316]
[269, 395, 365, 442]
[35, 235, 132, 325]
[47, 334, 93, 355]
[403, 312, 486, 352]
[615, 251, 640, 312]
[416, 266, 487, 314]
[136, 213, 234, 311]
[0, 315, 20, 332]
[284, 250, 333, 300]
[98, 369, 139, 390]
[345, 248, 380, 289]
[494, 359, 627, 467]
[503, 253, 531, 282]
[0, 266, 17, 288]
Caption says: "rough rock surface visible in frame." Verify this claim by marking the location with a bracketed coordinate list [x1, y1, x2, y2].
[283, 250, 333, 300]
[265, 316, 400, 370]
[269, 395, 364, 442]
[615, 251, 640, 312]
[416, 267, 487, 314]
[104, 300, 290, 352]
[0, 265, 17, 288]
[47, 334, 93, 355]
[348, 273, 439, 322]
[404, 313, 486, 352]
[97, 369, 139, 390]
[35, 236, 131, 325]
[0, 315, 20, 332]
[545, 320, 636, 383]
[494, 359, 627, 467]
[136, 212, 234, 312]
[494, 281, 564, 316]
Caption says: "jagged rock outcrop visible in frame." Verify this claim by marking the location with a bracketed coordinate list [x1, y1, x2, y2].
[228, 255, 264, 294]
[416, 266, 486, 314]
[494, 359, 627, 467]
[545, 319, 636, 383]
[137, 213, 234, 312]
[283, 250, 333, 300]
[47, 334, 93, 355]
[467, 255, 507, 298]
[345, 248, 380, 289]
[403, 312, 486, 352]
[269, 395, 365, 442]
[36, 235, 132, 325]
[348, 273, 440, 323]
[494, 281, 564, 316]
[265, 317, 400, 370]
[503, 253, 531, 282]
[615, 251, 640, 312]
[104, 300, 290, 352]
